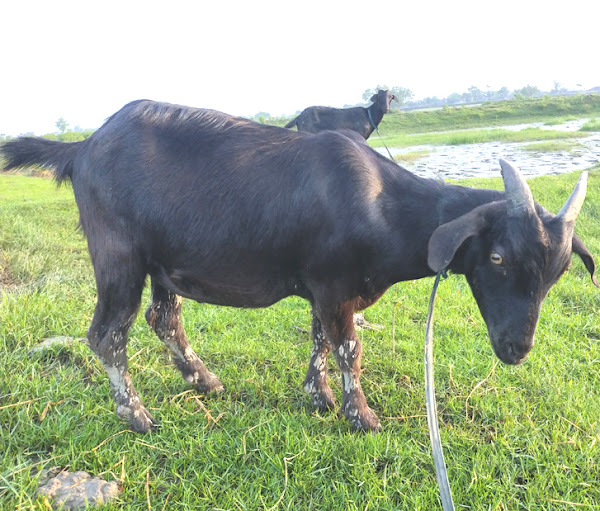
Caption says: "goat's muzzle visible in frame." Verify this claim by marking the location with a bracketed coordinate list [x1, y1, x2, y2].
[490, 332, 535, 365]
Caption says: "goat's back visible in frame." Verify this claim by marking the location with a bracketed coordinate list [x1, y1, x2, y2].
[294, 105, 370, 136]
[70, 101, 396, 292]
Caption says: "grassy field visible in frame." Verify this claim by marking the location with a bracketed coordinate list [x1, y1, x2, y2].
[378, 94, 600, 134]
[1, 162, 599, 509]
[367, 126, 589, 150]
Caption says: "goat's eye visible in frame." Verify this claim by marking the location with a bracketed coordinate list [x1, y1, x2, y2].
[490, 252, 503, 265]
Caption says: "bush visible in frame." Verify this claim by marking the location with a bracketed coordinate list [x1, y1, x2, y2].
[580, 118, 600, 132]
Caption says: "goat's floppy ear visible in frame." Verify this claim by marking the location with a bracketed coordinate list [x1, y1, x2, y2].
[572, 234, 600, 287]
[370, 94, 378, 103]
[428, 203, 498, 272]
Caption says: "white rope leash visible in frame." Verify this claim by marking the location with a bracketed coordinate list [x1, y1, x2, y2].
[424, 271, 455, 510]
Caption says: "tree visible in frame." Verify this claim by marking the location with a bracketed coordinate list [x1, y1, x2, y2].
[252, 112, 271, 124]
[56, 117, 69, 134]
[362, 85, 413, 107]
[389, 86, 414, 108]
[447, 93, 463, 105]
[552, 81, 567, 94]
[493, 87, 511, 101]
[467, 86, 485, 103]
[461, 91, 473, 103]
[362, 86, 383, 102]
[514, 85, 540, 99]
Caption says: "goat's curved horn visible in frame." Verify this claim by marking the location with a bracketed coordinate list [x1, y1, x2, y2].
[499, 158, 535, 217]
[557, 171, 588, 224]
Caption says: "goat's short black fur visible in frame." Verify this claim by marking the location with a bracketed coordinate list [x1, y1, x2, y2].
[2, 99, 597, 433]
[285, 89, 396, 139]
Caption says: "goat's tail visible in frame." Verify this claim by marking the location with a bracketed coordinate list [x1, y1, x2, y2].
[1, 137, 83, 184]
[284, 117, 297, 129]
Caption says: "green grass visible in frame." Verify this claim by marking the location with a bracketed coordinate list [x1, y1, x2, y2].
[521, 141, 584, 154]
[393, 150, 431, 163]
[378, 94, 600, 134]
[1, 169, 599, 510]
[542, 116, 582, 126]
[580, 118, 600, 132]
[368, 127, 586, 149]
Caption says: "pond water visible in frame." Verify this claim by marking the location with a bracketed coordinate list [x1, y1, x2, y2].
[377, 119, 600, 180]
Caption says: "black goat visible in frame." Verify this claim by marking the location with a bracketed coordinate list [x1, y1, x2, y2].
[2, 100, 596, 433]
[284, 89, 396, 139]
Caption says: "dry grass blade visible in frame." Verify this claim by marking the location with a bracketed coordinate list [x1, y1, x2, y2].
[242, 419, 275, 456]
[465, 361, 498, 421]
[266, 449, 305, 511]
[39, 399, 66, 422]
[0, 398, 41, 411]
[191, 395, 225, 427]
[146, 468, 151, 511]
[92, 430, 134, 452]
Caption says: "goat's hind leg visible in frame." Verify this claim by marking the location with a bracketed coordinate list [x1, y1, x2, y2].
[303, 314, 336, 411]
[145, 280, 223, 394]
[87, 267, 155, 433]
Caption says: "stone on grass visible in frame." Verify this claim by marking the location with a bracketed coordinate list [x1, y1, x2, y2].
[36, 469, 121, 510]
[28, 336, 87, 355]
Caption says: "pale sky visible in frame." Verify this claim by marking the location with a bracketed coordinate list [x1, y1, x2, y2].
[1, 0, 598, 136]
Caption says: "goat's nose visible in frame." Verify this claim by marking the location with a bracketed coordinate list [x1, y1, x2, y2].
[507, 342, 531, 365]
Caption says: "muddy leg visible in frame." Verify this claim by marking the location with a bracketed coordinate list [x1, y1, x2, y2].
[326, 306, 382, 432]
[87, 265, 155, 433]
[302, 314, 336, 411]
[145, 280, 223, 394]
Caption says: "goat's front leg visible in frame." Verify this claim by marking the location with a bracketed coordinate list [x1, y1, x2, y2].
[303, 314, 336, 411]
[324, 305, 382, 432]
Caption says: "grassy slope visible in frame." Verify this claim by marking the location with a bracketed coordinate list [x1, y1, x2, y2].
[377, 94, 600, 134]
[1, 168, 599, 510]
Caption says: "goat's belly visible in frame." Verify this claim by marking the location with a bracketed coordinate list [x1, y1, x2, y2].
[155, 267, 301, 308]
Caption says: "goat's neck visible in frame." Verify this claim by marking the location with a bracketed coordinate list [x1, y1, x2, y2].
[380, 173, 504, 282]
[438, 183, 503, 224]
[367, 103, 386, 127]
[433, 183, 504, 275]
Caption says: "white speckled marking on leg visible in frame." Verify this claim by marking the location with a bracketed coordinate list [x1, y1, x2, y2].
[147, 288, 223, 393]
[341, 370, 357, 394]
[303, 316, 336, 410]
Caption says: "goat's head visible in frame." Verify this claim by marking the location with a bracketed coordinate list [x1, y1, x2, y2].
[428, 159, 598, 365]
[370, 90, 397, 112]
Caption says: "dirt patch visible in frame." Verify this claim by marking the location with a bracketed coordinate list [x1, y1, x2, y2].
[0, 263, 18, 292]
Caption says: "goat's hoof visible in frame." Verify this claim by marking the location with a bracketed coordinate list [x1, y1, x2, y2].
[312, 389, 337, 412]
[132, 407, 158, 433]
[303, 379, 337, 411]
[194, 374, 225, 395]
[344, 403, 382, 433]
[117, 404, 157, 433]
